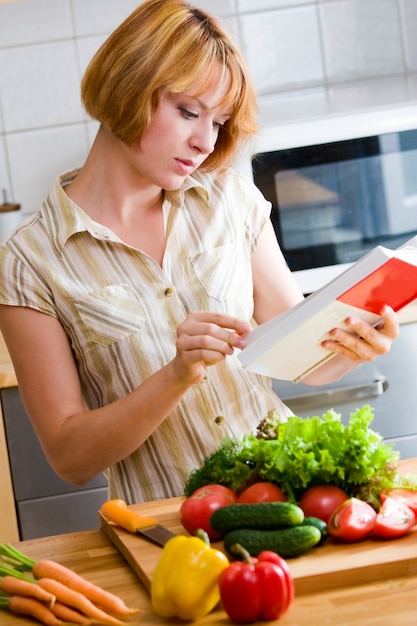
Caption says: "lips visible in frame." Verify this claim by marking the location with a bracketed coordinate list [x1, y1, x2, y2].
[175, 158, 196, 174]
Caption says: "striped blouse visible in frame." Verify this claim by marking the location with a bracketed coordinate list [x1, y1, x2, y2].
[0, 167, 293, 503]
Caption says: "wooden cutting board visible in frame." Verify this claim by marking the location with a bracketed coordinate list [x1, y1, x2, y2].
[100, 495, 417, 596]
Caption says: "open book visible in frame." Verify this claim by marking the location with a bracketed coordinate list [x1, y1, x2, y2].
[238, 235, 417, 382]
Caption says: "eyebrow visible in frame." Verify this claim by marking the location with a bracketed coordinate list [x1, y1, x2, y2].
[189, 95, 232, 119]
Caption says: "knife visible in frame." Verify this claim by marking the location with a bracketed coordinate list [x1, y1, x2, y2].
[100, 499, 176, 547]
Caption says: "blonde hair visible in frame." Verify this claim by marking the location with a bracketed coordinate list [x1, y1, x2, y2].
[81, 0, 258, 171]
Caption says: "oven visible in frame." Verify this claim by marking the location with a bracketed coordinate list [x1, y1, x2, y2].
[245, 104, 417, 459]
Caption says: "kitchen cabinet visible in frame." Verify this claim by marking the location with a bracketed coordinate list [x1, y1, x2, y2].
[1, 386, 109, 540]
[0, 335, 108, 542]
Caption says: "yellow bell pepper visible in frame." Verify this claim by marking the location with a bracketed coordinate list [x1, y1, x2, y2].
[150, 529, 229, 621]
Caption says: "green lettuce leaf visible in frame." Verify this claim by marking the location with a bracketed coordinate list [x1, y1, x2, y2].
[184, 405, 401, 507]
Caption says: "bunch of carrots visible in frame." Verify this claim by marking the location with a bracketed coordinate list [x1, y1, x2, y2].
[0, 543, 139, 625]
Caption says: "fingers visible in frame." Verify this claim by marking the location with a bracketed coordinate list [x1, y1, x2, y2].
[322, 306, 399, 362]
[174, 312, 250, 381]
[186, 311, 252, 337]
[177, 319, 246, 356]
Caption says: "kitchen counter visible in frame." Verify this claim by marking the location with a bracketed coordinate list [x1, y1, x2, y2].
[0, 534, 416, 626]
[1, 461, 417, 626]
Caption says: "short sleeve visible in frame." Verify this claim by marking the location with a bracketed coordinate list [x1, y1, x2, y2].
[0, 239, 58, 318]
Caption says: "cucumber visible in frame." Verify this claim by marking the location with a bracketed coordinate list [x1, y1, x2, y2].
[224, 525, 321, 559]
[302, 516, 329, 545]
[210, 502, 304, 535]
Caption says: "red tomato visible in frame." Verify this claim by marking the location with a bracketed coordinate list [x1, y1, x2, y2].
[237, 482, 287, 504]
[180, 484, 237, 540]
[380, 488, 417, 516]
[373, 497, 416, 539]
[299, 485, 348, 522]
[328, 497, 377, 542]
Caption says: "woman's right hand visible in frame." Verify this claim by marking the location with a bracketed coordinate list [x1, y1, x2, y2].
[173, 311, 251, 384]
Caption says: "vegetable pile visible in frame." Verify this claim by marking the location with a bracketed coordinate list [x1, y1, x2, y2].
[0, 543, 138, 625]
[184, 405, 410, 509]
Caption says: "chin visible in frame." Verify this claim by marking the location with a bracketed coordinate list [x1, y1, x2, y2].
[162, 176, 189, 191]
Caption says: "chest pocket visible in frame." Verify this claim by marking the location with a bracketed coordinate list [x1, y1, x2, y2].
[74, 283, 145, 346]
[189, 244, 251, 303]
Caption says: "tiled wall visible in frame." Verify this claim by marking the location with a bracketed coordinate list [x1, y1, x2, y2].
[0, 0, 416, 237]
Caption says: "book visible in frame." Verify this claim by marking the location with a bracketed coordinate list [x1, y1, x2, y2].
[238, 235, 417, 382]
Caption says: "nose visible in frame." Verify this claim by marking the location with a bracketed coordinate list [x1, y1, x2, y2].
[191, 120, 218, 156]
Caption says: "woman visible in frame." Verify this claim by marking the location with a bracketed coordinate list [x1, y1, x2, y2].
[0, 0, 397, 503]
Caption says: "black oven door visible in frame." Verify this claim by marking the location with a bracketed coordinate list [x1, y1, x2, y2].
[252, 129, 417, 276]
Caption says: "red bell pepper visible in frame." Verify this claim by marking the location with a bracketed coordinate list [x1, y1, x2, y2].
[219, 544, 294, 624]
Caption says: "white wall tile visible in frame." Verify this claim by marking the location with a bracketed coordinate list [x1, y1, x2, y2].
[0, 41, 84, 132]
[320, 0, 405, 82]
[0, 0, 72, 47]
[86, 120, 100, 147]
[0, 131, 27, 242]
[238, 0, 313, 11]
[6, 124, 90, 216]
[400, 0, 417, 73]
[258, 88, 329, 126]
[0, 138, 10, 197]
[76, 34, 109, 75]
[192, 1, 237, 16]
[219, 16, 241, 47]
[70, 0, 142, 36]
[239, 6, 324, 94]
[0, 0, 414, 221]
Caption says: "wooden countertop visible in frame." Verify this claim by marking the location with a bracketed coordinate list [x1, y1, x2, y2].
[1, 525, 416, 625]
[2, 458, 417, 626]
[0, 333, 17, 389]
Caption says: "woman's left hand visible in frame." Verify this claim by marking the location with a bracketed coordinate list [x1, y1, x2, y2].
[321, 305, 399, 364]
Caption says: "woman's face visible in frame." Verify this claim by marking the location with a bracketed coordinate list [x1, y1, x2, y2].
[130, 66, 232, 190]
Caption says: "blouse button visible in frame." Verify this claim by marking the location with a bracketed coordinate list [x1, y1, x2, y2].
[214, 415, 225, 425]
[164, 287, 174, 297]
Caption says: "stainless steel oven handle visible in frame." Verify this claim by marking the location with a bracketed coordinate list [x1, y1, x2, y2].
[282, 376, 388, 413]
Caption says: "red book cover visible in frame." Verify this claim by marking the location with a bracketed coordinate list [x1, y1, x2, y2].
[337, 257, 417, 314]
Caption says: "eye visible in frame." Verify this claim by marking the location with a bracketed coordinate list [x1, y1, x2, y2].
[178, 106, 198, 120]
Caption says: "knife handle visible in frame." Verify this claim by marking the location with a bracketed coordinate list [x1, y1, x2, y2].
[100, 499, 158, 533]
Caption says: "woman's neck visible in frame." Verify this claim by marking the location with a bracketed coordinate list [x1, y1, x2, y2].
[65, 127, 166, 260]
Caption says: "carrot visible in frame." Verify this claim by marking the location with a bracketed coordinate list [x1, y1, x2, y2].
[33, 560, 138, 616]
[0, 575, 56, 605]
[51, 601, 92, 625]
[37, 578, 126, 626]
[7, 595, 64, 626]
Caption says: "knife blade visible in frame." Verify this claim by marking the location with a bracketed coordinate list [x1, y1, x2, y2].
[100, 499, 176, 547]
